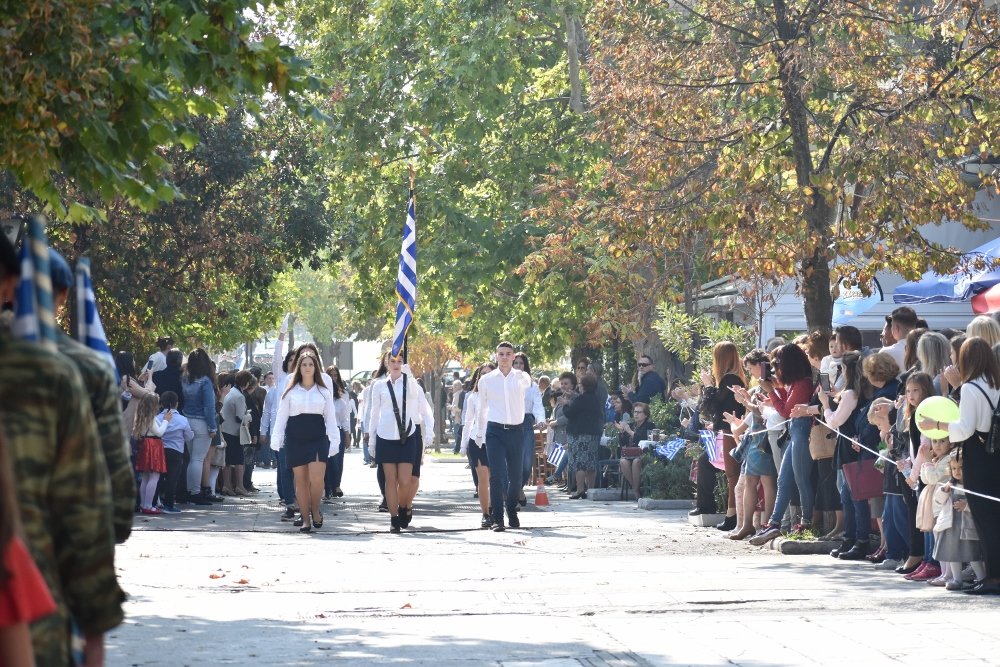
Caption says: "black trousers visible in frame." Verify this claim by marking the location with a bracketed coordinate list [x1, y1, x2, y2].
[901, 484, 923, 558]
[963, 440, 1000, 578]
[696, 451, 720, 513]
[161, 449, 185, 508]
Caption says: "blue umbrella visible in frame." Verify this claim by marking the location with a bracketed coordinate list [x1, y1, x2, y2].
[833, 278, 883, 325]
[893, 236, 1000, 304]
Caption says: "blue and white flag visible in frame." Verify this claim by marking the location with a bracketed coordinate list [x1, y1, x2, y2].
[655, 438, 687, 461]
[390, 193, 417, 359]
[699, 429, 719, 461]
[75, 258, 118, 381]
[547, 444, 566, 468]
[235, 343, 247, 370]
[13, 215, 56, 351]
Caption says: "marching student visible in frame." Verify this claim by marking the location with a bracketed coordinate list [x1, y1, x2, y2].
[462, 363, 495, 527]
[366, 353, 426, 532]
[271, 350, 339, 532]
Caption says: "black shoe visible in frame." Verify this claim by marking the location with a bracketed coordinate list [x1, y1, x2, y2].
[293, 515, 304, 527]
[189, 493, 212, 506]
[519, 491, 527, 507]
[507, 508, 520, 529]
[398, 507, 411, 529]
[378, 499, 389, 513]
[473, 491, 479, 498]
[281, 506, 297, 521]
[838, 542, 870, 561]
[715, 515, 737, 531]
[390, 515, 401, 533]
[830, 539, 855, 559]
[492, 523, 506, 532]
[481, 514, 494, 529]
[964, 581, 1000, 595]
[688, 509, 704, 517]
[335, 488, 343, 498]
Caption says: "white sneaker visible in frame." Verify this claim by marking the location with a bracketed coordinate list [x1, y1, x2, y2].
[878, 558, 901, 570]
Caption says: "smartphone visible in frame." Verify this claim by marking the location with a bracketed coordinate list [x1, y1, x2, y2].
[146, 359, 155, 371]
[819, 372, 831, 392]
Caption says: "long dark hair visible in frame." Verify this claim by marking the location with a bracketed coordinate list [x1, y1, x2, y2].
[115, 350, 136, 380]
[324, 365, 344, 399]
[186, 348, 214, 383]
[774, 343, 811, 385]
[513, 352, 532, 376]
[283, 351, 328, 399]
[0, 423, 17, 583]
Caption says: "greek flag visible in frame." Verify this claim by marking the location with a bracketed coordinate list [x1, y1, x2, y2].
[235, 343, 247, 370]
[699, 429, 719, 462]
[547, 444, 566, 468]
[75, 258, 118, 381]
[655, 438, 687, 461]
[13, 215, 57, 351]
[390, 193, 416, 359]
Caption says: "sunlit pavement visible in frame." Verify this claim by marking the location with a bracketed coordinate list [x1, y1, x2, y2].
[108, 448, 1000, 666]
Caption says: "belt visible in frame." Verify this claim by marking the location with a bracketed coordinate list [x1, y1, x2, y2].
[488, 421, 522, 430]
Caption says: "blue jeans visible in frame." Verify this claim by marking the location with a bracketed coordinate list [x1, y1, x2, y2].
[363, 434, 372, 464]
[768, 417, 814, 525]
[276, 448, 296, 504]
[882, 494, 911, 560]
[923, 531, 938, 565]
[840, 469, 871, 543]
[520, 415, 536, 487]
[453, 424, 463, 454]
[485, 422, 524, 525]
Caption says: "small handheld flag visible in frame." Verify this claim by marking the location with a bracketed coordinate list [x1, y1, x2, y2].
[75, 258, 118, 380]
[655, 438, 687, 461]
[547, 444, 566, 468]
[13, 215, 57, 351]
[390, 191, 417, 359]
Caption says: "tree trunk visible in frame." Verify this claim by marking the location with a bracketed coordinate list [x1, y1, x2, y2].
[773, 0, 833, 333]
[563, 6, 585, 113]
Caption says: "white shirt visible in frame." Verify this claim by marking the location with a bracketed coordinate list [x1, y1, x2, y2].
[881, 340, 906, 373]
[146, 350, 167, 373]
[260, 385, 279, 437]
[523, 383, 545, 423]
[366, 373, 427, 442]
[334, 392, 352, 431]
[270, 383, 340, 452]
[950, 379, 999, 443]
[462, 392, 481, 448]
[475, 368, 532, 441]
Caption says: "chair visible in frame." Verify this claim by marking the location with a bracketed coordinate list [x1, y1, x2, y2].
[595, 436, 623, 494]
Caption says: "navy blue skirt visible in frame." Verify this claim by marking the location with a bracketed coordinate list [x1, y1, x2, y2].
[468, 440, 489, 468]
[285, 414, 330, 468]
[376, 429, 420, 465]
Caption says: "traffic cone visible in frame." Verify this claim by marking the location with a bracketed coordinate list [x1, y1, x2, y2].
[534, 481, 550, 507]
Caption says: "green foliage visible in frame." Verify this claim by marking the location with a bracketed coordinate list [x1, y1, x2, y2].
[646, 397, 680, 434]
[654, 303, 756, 375]
[284, 0, 596, 363]
[0, 0, 320, 215]
[291, 262, 384, 349]
[640, 455, 693, 500]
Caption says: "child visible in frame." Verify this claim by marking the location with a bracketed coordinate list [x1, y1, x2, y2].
[934, 452, 986, 590]
[134, 393, 170, 515]
[0, 424, 56, 666]
[910, 438, 954, 581]
[158, 391, 194, 513]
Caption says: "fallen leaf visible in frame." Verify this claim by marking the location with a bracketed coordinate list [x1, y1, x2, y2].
[316, 613, 327, 619]
[209, 573, 225, 579]
[401, 603, 412, 609]
[236, 579, 250, 585]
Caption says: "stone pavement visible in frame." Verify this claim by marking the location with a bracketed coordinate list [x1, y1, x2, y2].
[108, 448, 1000, 666]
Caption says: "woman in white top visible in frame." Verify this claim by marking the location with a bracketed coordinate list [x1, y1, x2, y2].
[919, 336, 1000, 594]
[462, 363, 495, 527]
[271, 351, 339, 532]
[366, 353, 426, 533]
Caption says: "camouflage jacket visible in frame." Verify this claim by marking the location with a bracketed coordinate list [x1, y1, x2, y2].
[0, 328, 125, 667]
[56, 329, 135, 544]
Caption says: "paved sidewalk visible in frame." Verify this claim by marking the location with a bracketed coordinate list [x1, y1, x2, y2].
[108, 448, 1000, 666]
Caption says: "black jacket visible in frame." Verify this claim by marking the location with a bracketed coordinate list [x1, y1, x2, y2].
[564, 390, 604, 436]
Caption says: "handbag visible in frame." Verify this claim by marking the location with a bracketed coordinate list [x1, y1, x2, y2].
[808, 422, 836, 461]
[621, 446, 642, 458]
[841, 458, 883, 501]
[239, 410, 253, 445]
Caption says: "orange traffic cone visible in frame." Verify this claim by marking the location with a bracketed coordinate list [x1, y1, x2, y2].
[534, 481, 550, 507]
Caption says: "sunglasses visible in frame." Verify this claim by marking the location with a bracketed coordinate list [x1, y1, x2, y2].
[637, 362, 652, 367]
